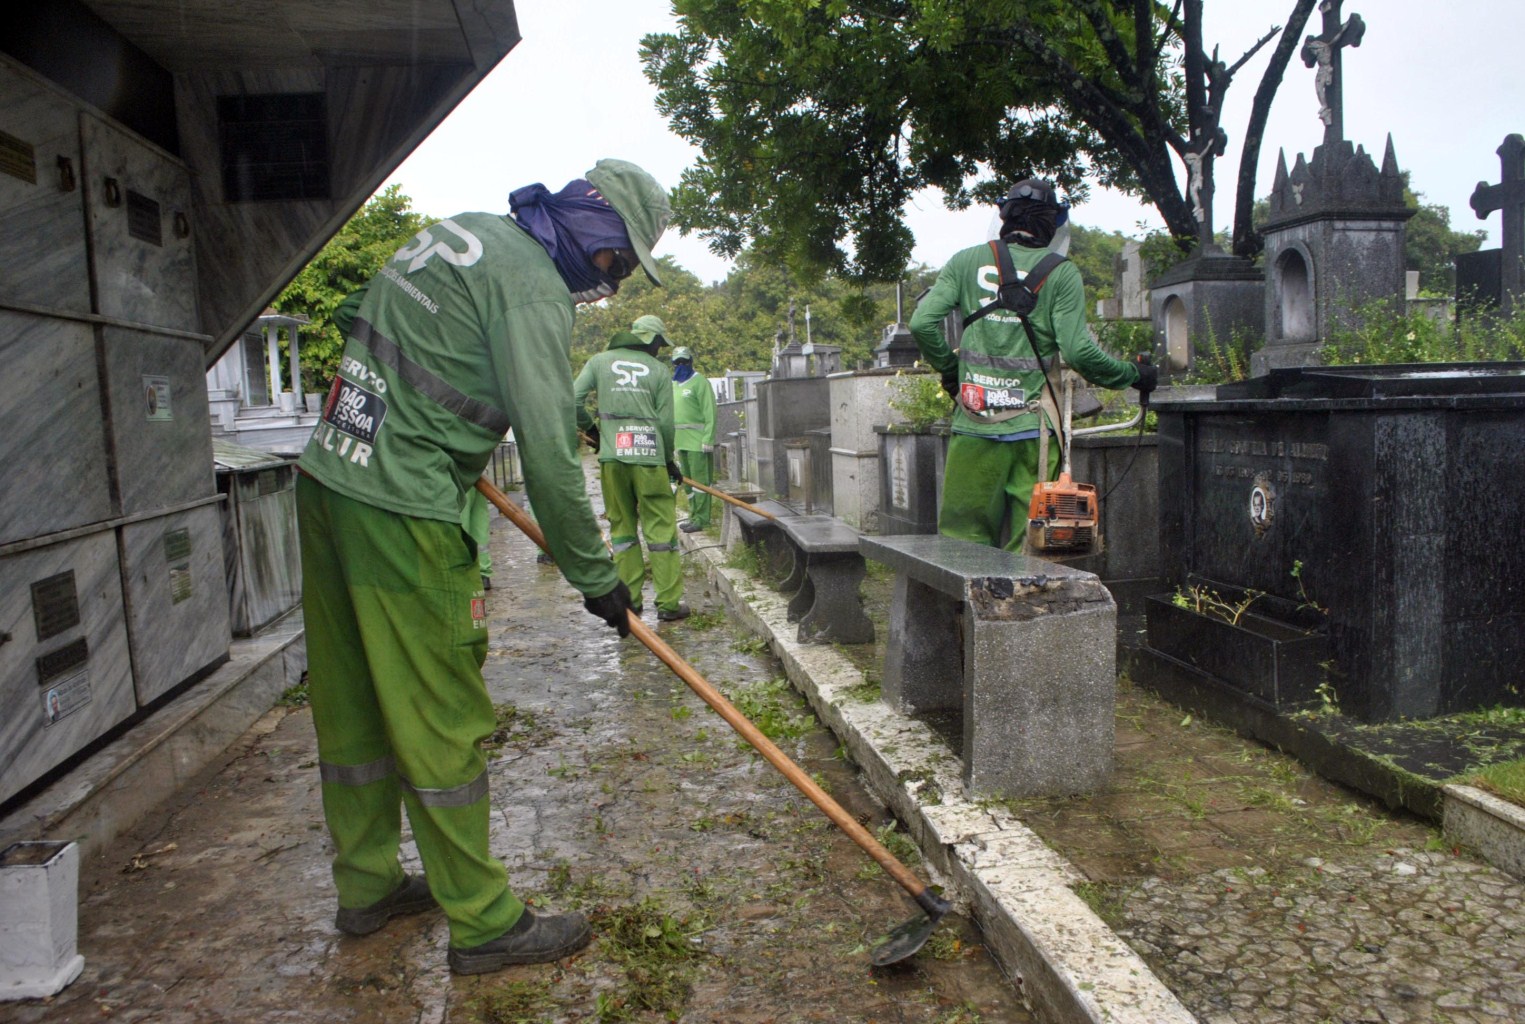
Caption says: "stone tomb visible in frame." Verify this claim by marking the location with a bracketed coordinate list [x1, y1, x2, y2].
[1143, 364, 1525, 723]
[862, 534, 1116, 797]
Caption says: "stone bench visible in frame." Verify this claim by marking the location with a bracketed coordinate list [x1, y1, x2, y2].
[859, 534, 1117, 798]
[723, 498, 797, 577]
[773, 515, 875, 645]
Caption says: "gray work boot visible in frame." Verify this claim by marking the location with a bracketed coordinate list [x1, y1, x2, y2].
[447, 909, 593, 974]
[335, 874, 437, 936]
[657, 602, 691, 622]
[679, 520, 704, 533]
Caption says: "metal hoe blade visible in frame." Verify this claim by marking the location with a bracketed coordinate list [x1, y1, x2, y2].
[870, 891, 952, 967]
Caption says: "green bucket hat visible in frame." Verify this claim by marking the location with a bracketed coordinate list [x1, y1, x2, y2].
[630, 314, 669, 347]
[671, 346, 693, 362]
[586, 158, 671, 287]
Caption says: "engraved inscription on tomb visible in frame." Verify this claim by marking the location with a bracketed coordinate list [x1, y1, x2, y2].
[1199, 434, 1328, 488]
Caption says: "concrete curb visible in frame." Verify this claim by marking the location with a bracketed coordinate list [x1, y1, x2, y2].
[690, 541, 1197, 1024]
[0, 612, 306, 862]
[1443, 784, 1525, 881]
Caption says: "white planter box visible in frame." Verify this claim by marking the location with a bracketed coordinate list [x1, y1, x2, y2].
[0, 841, 85, 1001]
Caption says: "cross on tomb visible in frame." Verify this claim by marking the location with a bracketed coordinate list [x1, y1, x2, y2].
[1300, 0, 1365, 146]
[1470, 133, 1525, 312]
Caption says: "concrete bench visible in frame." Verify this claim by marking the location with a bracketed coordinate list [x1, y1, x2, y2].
[773, 515, 875, 645]
[723, 498, 797, 577]
[859, 534, 1117, 798]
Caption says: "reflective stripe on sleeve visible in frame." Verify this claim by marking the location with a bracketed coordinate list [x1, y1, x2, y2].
[350, 318, 512, 435]
[675, 422, 706, 431]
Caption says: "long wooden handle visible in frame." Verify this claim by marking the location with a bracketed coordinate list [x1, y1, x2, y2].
[475, 477, 928, 900]
[682, 478, 777, 520]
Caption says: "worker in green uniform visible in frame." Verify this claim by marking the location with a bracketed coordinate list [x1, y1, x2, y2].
[574, 315, 690, 621]
[670, 345, 718, 533]
[909, 178, 1156, 550]
[297, 159, 666, 975]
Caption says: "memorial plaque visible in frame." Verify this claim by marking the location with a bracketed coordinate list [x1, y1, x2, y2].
[125, 189, 161, 246]
[0, 128, 36, 183]
[31, 571, 80, 641]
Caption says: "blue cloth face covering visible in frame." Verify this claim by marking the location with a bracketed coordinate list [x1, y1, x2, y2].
[510, 178, 633, 300]
[672, 363, 695, 384]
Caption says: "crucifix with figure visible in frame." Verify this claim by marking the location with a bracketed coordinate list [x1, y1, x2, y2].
[1471, 134, 1525, 314]
[1301, 0, 1365, 146]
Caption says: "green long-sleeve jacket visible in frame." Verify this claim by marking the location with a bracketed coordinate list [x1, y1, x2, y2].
[573, 332, 675, 466]
[297, 213, 618, 598]
[909, 239, 1140, 437]
[672, 370, 718, 453]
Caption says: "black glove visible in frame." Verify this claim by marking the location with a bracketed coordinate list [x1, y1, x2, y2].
[1131, 353, 1158, 398]
[583, 424, 600, 450]
[583, 580, 634, 638]
[667, 460, 684, 485]
[940, 369, 960, 399]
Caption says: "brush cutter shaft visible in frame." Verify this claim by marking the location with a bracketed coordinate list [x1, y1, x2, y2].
[475, 478, 927, 900]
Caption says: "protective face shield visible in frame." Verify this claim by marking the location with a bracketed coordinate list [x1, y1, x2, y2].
[986, 178, 1072, 255]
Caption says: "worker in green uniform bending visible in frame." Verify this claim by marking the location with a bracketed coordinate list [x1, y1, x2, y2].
[574, 314, 690, 621]
[670, 345, 718, 533]
[909, 178, 1156, 550]
[297, 159, 665, 975]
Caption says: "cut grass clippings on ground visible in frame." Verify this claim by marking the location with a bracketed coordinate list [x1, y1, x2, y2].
[483, 702, 547, 753]
[464, 979, 554, 1024]
[592, 898, 710, 1023]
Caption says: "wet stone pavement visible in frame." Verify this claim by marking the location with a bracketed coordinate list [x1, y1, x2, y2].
[0, 473, 1030, 1024]
[1041, 684, 1525, 1024]
[841, 571, 1525, 1024]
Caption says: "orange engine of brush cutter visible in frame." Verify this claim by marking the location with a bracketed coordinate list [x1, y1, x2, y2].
[1026, 472, 1100, 552]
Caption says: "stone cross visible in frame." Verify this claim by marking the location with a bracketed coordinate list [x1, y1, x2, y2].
[1301, 0, 1365, 146]
[1470, 133, 1525, 312]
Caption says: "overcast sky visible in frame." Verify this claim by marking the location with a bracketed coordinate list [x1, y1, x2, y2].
[387, 1, 1525, 286]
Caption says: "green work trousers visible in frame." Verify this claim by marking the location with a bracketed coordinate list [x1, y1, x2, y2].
[297, 475, 522, 948]
[599, 460, 682, 612]
[676, 449, 713, 528]
[938, 433, 1059, 552]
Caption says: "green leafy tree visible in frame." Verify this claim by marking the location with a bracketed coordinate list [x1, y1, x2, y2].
[1403, 183, 1486, 296]
[642, 0, 1317, 281]
[274, 185, 429, 392]
[572, 250, 938, 379]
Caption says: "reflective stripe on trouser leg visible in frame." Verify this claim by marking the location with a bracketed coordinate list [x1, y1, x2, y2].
[600, 459, 649, 601]
[296, 476, 523, 947]
[937, 434, 1055, 551]
[678, 449, 712, 527]
[630, 463, 683, 611]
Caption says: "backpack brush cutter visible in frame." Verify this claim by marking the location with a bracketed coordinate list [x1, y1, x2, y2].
[1025, 367, 1147, 556]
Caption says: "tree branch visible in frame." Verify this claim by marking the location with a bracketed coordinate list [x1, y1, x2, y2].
[1232, 0, 1318, 257]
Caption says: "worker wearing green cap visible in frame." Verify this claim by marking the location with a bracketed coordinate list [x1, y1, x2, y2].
[670, 345, 718, 532]
[574, 315, 690, 621]
[298, 158, 668, 976]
